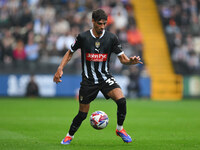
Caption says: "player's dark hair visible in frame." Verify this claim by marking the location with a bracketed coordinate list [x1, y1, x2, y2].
[92, 9, 107, 21]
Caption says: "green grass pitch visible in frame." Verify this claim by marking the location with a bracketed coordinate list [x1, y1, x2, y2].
[0, 98, 200, 150]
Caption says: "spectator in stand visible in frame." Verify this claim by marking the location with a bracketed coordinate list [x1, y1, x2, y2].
[189, 15, 200, 36]
[25, 31, 39, 62]
[187, 51, 200, 73]
[13, 39, 26, 62]
[111, 4, 128, 30]
[172, 44, 189, 74]
[0, 41, 4, 63]
[33, 16, 50, 37]
[0, 4, 10, 28]
[53, 17, 70, 35]
[26, 75, 39, 97]
[2, 29, 14, 64]
[165, 19, 180, 35]
[127, 25, 143, 46]
[25, 31, 40, 70]
[20, 6, 33, 27]
[42, 4, 56, 24]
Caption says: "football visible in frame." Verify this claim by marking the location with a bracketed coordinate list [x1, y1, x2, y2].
[90, 110, 109, 130]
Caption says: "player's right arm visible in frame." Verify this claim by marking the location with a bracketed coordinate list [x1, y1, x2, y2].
[54, 33, 81, 83]
[53, 50, 74, 83]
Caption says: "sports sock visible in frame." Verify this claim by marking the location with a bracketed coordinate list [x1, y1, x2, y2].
[117, 125, 123, 131]
[68, 111, 88, 136]
[66, 133, 74, 138]
[115, 98, 126, 126]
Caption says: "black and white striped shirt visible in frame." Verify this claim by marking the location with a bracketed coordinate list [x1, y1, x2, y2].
[71, 29, 124, 84]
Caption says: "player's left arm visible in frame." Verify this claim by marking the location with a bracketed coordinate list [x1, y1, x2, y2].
[118, 53, 143, 65]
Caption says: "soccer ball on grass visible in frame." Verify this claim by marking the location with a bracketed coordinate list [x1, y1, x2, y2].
[90, 111, 109, 130]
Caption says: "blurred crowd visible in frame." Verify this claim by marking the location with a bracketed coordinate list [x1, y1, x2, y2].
[2, 0, 199, 97]
[157, 0, 200, 75]
[0, 0, 143, 76]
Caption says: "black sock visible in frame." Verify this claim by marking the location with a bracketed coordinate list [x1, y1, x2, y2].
[115, 98, 126, 126]
[69, 111, 87, 136]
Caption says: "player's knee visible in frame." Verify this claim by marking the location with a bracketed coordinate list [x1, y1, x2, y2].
[78, 111, 88, 120]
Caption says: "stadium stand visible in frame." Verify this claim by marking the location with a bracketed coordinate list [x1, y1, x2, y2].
[0, 0, 144, 76]
[156, 0, 200, 75]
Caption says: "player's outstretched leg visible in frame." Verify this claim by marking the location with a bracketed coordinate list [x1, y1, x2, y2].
[61, 111, 88, 145]
[115, 98, 132, 143]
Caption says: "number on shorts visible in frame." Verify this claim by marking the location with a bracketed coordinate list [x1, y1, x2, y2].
[106, 77, 116, 86]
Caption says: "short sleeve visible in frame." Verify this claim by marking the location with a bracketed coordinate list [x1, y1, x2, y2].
[112, 35, 124, 56]
[71, 34, 81, 52]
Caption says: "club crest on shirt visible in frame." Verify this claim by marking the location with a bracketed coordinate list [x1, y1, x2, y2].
[95, 41, 100, 49]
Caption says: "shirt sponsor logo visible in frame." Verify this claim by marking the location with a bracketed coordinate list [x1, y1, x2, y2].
[86, 53, 108, 62]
